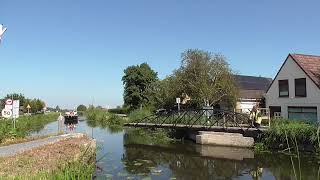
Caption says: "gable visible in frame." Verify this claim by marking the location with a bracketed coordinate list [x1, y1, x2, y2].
[266, 54, 320, 94]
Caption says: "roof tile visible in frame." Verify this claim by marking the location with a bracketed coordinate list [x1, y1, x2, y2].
[291, 54, 320, 88]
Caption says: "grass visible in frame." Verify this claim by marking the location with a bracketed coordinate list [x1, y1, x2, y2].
[0, 113, 59, 144]
[257, 119, 319, 152]
[0, 135, 95, 179]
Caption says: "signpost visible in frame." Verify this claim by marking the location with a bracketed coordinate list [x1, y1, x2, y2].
[176, 97, 181, 115]
[27, 104, 31, 114]
[1, 98, 19, 129]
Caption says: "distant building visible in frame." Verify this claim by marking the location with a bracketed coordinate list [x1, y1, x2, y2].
[235, 75, 272, 113]
[265, 54, 320, 122]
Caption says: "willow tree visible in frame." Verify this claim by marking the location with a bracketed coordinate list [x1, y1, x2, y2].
[174, 49, 237, 108]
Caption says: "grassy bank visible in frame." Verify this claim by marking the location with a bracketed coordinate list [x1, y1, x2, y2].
[86, 107, 126, 127]
[0, 135, 95, 179]
[257, 119, 319, 152]
[0, 113, 59, 144]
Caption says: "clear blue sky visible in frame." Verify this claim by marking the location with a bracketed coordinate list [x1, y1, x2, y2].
[1, 0, 320, 109]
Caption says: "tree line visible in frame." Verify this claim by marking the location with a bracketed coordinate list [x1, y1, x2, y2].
[0, 93, 46, 113]
[122, 49, 238, 111]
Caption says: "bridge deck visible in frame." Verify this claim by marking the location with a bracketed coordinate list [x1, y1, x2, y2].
[124, 123, 268, 133]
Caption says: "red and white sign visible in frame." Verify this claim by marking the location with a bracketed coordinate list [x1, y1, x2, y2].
[5, 99, 13, 105]
[1, 109, 12, 118]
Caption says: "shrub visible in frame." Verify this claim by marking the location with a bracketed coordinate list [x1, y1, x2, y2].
[86, 107, 125, 127]
[108, 107, 129, 114]
[128, 108, 152, 122]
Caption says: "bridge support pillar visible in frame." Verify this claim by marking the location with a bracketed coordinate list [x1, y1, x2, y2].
[196, 131, 254, 148]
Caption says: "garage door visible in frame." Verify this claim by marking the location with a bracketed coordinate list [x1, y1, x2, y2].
[288, 107, 317, 123]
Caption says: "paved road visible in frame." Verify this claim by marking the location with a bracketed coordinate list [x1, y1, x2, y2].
[0, 133, 82, 157]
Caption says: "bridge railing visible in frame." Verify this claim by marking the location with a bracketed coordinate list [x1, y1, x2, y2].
[130, 108, 254, 131]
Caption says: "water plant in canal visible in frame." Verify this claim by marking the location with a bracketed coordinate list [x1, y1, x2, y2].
[257, 119, 319, 151]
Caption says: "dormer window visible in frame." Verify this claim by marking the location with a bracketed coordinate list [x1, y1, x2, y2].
[295, 78, 306, 97]
[279, 80, 289, 97]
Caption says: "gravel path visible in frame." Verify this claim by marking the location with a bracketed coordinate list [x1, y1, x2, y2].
[0, 133, 83, 157]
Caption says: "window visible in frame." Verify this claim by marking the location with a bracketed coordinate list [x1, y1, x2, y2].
[279, 80, 289, 97]
[295, 78, 306, 97]
[288, 107, 317, 122]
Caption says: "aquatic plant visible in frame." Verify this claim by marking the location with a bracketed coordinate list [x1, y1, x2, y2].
[258, 119, 319, 151]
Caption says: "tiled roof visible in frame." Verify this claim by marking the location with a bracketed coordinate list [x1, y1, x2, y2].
[235, 75, 272, 99]
[239, 89, 265, 99]
[235, 75, 272, 90]
[290, 54, 320, 88]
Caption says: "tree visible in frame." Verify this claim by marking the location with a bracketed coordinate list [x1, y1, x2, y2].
[77, 104, 87, 112]
[154, 49, 237, 109]
[0, 93, 27, 109]
[176, 49, 237, 108]
[24, 98, 45, 113]
[122, 63, 158, 110]
[55, 105, 61, 111]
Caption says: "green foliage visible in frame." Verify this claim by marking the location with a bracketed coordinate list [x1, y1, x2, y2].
[86, 106, 126, 127]
[24, 98, 45, 113]
[76, 104, 87, 112]
[0, 113, 59, 143]
[259, 119, 319, 151]
[124, 128, 174, 145]
[149, 49, 238, 109]
[0, 93, 27, 110]
[108, 107, 129, 114]
[122, 63, 158, 110]
[254, 143, 268, 152]
[0, 93, 45, 113]
[128, 108, 152, 122]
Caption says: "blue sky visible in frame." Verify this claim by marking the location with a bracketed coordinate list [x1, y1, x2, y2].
[1, 0, 320, 109]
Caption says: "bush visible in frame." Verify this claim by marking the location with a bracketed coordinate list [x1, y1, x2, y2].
[128, 108, 152, 122]
[86, 107, 125, 127]
[108, 107, 129, 114]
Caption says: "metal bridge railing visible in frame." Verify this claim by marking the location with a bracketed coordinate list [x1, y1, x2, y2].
[130, 109, 255, 131]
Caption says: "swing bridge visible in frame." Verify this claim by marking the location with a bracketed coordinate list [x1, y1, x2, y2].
[124, 108, 270, 134]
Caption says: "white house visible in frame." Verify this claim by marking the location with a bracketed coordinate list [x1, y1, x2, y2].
[235, 75, 272, 113]
[265, 54, 320, 122]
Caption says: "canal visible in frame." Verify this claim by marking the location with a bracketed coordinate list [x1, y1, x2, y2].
[32, 119, 320, 180]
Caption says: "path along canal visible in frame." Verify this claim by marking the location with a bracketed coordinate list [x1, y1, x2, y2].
[32, 119, 320, 180]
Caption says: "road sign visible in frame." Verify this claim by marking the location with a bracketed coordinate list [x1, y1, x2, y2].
[5, 99, 13, 105]
[5, 105, 12, 110]
[1, 109, 12, 118]
[176, 98, 181, 104]
[12, 100, 20, 118]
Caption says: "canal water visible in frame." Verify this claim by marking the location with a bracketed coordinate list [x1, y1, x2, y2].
[32, 120, 320, 180]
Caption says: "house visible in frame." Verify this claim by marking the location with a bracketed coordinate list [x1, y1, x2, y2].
[235, 75, 272, 113]
[265, 54, 320, 122]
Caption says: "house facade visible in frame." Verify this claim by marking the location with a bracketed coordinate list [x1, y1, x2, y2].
[235, 75, 272, 113]
[265, 54, 320, 122]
